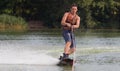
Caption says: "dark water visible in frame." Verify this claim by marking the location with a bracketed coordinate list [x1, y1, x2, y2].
[0, 29, 120, 71]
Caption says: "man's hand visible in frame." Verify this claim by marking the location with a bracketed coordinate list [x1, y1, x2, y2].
[66, 23, 72, 28]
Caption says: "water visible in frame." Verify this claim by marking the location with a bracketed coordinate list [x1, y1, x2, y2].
[0, 29, 120, 71]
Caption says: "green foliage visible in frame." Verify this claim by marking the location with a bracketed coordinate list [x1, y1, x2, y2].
[0, 14, 27, 32]
[0, 0, 120, 29]
[0, 14, 27, 25]
[76, 0, 120, 29]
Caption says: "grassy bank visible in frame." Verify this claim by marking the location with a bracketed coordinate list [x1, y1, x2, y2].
[0, 14, 27, 32]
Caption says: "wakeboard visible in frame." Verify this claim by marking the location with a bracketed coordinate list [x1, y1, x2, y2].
[57, 58, 73, 66]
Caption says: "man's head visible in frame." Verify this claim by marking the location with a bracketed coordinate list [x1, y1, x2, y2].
[70, 4, 78, 14]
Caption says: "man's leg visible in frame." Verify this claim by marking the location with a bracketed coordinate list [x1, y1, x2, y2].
[63, 42, 76, 58]
[68, 31, 76, 55]
[60, 41, 71, 59]
[68, 47, 76, 54]
[64, 41, 71, 54]
[61, 30, 72, 59]
[62, 46, 75, 60]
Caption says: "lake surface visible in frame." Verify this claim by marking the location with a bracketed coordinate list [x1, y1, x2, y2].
[0, 29, 120, 71]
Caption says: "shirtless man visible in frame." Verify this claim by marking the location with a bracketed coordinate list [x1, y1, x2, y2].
[60, 4, 80, 59]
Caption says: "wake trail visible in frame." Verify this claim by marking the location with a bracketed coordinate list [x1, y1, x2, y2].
[0, 50, 59, 65]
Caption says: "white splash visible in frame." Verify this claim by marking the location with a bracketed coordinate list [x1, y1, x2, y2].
[0, 50, 59, 65]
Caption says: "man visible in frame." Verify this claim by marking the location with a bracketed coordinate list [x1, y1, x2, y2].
[60, 4, 80, 60]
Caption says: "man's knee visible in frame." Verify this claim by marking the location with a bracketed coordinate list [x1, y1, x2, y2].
[66, 41, 72, 46]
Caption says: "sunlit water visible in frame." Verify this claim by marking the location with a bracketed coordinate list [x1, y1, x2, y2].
[0, 29, 120, 71]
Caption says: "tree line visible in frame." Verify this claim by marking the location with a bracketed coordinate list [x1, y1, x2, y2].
[0, 0, 120, 29]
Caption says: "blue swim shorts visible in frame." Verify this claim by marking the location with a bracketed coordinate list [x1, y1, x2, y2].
[62, 30, 76, 48]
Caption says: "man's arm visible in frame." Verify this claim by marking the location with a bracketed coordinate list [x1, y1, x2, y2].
[61, 12, 71, 28]
[73, 16, 80, 29]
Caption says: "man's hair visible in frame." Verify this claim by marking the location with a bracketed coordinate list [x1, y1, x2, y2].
[71, 3, 78, 8]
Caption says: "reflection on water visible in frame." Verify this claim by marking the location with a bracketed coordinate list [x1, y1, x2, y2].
[0, 65, 62, 71]
[0, 29, 120, 71]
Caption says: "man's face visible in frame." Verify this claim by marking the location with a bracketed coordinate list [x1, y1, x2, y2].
[71, 6, 78, 14]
